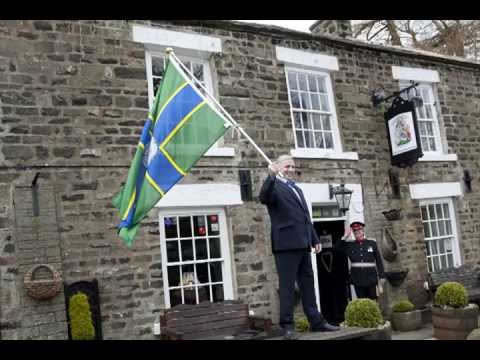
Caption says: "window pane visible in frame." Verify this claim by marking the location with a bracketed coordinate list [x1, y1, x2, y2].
[301, 112, 309, 129]
[288, 72, 297, 90]
[314, 132, 324, 149]
[431, 240, 439, 255]
[320, 94, 329, 112]
[166, 241, 180, 262]
[443, 204, 449, 218]
[423, 223, 431, 239]
[425, 240, 431, 256]
[425, 105, 433, 119]
[419, 122, 426, 136]
[165, 217, 178, 239]
[298, 73, 307, 91]
[435, 204, 443, 218]
[421, 137, 428, 151]
[421, 206, 428, 221]
[296, 131, 305, 147]
[153, 77, 162, 97]
[427, 258, 432, 273]
[291, 91, 300, 108]
[322, 115, 331, 130]
[311, 114, 322, 130]
[431, 222, 438, 237]
[439, 239, 445, 253]
[447, 254, 454, 268]
[167, 266, 180, 287]
[445, 220, 452, 235]
[440, 255, 447, 269]
[438, 220, 445, 236]
[193, 215, 207, 236]
[181, 264, 194, 286]
[318, 77, 326, 93]
[181, 239, 194, 261]
[293, 112, 302, 129]
[324, 132, 333, 149]
[426, 122, 434, 136]
[308, 75, 318, 92]
[207, 215, 220, 236]
[212, 284, 224, 302]
[432, 256, 440, 272]
[198, 285, 210, 303]
[445, 238, 453, 252]
[300, 92, 310, 109]
[152, 56, 165, 77]
[179, 216, 192, 238]
[310, 93, 320, 110]
[195, 238, 208, 260]
[417, 106, 426, 119]
[183, 288, 196, 305]
[304, 131, 314, 148]
[429, 138, 436, 151]
[428, 205, 436, 219]
[193, 63, 204, 81]
[210, 262, 223, 282]
[196, 263, 209, 284]
[209, 237, 221, 259]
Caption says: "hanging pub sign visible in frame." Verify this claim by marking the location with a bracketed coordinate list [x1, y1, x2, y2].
[384, 98, 423, 168]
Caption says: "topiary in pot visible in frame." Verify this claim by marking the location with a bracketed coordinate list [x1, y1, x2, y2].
[68, 292, 96, 340]
[392, 300, 415, 313]
[390, 300, 422, 332]
[434, 281, 468, 308]
[344, 299, 391, 339]
[432, 281, 479, 340]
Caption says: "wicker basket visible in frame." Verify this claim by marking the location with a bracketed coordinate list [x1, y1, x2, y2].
[24, 264, 62, 300]
[382, 209, 402, 221]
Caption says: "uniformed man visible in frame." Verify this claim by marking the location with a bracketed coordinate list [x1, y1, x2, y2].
[336, 221, 386, 300]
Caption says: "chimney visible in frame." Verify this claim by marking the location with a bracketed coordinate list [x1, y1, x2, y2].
[309, 20, 352, 38]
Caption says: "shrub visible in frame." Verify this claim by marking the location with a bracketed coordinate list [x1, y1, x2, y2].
[294, 315, 310, 332]
[392, 300, 415, 313]
[435, 281, 468, 308]
[69, 292, 96, 340]
[344, 298, 384, 328]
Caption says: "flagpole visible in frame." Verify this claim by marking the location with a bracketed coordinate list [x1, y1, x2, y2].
[166, 48, 273, 166]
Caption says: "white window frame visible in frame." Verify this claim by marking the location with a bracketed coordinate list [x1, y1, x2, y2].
[393, 66, 457, 162]
[133, 25, 234, 157]
[285, 66, 342, 153]
[159, 207, 234, 308]
[419, 198, 462, 272]
[276, 46, 358, 161]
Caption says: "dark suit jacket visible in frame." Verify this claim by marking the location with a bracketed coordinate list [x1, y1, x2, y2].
[259, 175, 320, 253]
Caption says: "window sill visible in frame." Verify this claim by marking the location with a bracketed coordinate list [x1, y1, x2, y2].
[290, 148, 359, 160]
[204, 147, 235, 157]
[419, 153, 457, 162]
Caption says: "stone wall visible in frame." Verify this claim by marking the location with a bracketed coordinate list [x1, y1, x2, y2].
[1, 20, 479, 338]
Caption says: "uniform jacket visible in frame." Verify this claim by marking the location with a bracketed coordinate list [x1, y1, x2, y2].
[336, 238, 385, 287]
[259, 175, 320, 253]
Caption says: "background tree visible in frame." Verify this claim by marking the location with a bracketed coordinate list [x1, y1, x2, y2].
[352, 20, 480, 60]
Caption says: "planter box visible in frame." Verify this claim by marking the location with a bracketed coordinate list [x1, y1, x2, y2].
[391, 310, 422, 332]
[362, 321, 392, 340]
[432, 305, 479, 340]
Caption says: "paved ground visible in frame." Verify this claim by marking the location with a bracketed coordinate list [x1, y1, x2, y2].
[391, 324, 435, 340]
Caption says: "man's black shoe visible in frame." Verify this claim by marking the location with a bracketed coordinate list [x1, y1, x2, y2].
[283, 329, 299, 340]
[311, 322, 340, 332]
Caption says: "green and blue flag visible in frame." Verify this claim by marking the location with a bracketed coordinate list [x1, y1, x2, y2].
[113, 56, 231, 247]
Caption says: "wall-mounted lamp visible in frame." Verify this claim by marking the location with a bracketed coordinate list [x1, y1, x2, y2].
[463, 170, 473, 193]
[329, 183, 353, 215]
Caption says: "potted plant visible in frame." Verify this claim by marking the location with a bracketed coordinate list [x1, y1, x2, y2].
[390, 300, 423, 332]
[432, 281, 479, 340]
[343, 298, 391, 340]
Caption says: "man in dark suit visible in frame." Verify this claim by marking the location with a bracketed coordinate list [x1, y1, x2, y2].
[337, 221, 386, 300]
[259, 155, 339, 339]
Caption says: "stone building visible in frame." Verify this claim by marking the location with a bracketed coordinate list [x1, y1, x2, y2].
[0, 20, 479, 339]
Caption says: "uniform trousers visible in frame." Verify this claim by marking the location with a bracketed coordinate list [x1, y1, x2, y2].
[354, 285, 377, 300]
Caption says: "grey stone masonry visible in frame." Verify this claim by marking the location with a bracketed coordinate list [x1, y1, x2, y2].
[0, 20, 480, 339]
[13, 185, 68, 340]
[310, 20, 353, 38]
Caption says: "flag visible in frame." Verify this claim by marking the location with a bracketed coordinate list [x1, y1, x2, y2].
[113, 56, 231, 247]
